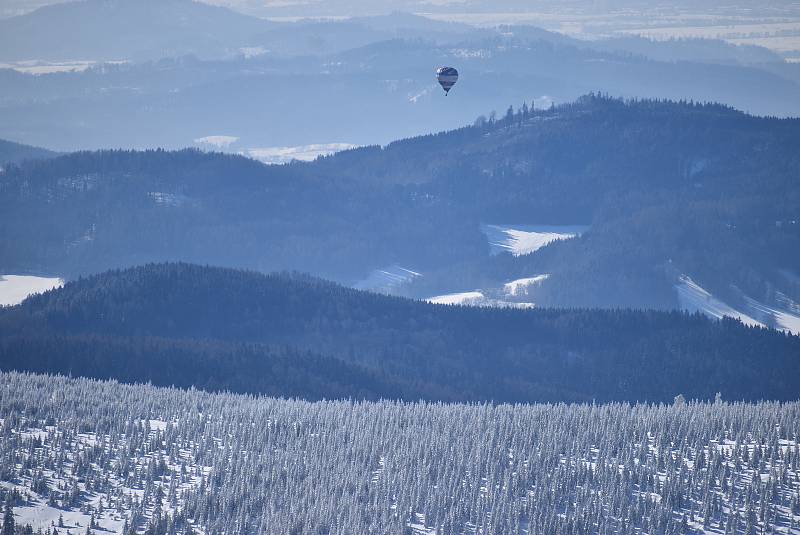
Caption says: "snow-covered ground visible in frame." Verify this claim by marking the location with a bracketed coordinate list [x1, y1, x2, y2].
[427, 290, 535, 308]
[355, 265, 422, 294]
[675, 275, 763, 327]
[245, 143, 357, 164]
[0, 275, 63, 306]
[504, 274, 550, 296]
[744, 293, 800, 335]
[1, 372, 797, 535]
[481, 224, 588, 256]
[0, 59, 128, 74]
[193, 135, 239, 149]
[675, 275, 800, 334]
[425, 274, 550, 308]
[427, 291, 485, 305]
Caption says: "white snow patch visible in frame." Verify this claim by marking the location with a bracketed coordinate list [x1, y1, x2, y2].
[245, 143, 356, 164]
[427, 291, 535, 309]
[675, 275, 763, 328]
[504, 275, 550, 296]
[428, 291, 485, 305]
[0, 59, 126, 75]
[744, 294, 800, 335]
[0, 275, 63, 306]
[355, 265, 422, 293]
[482, 224, 588, 256]
[194, 135, 239, 149]
[148, 419, 168, 431]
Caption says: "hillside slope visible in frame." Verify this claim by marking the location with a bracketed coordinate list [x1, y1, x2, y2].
[2, 96, 798, 316]
[1, 263, 798, 403]
[0, 138, 55, 165]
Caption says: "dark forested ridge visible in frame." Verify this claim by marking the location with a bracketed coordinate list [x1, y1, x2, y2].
[1, 96, 798, 314]
[2, 262, 798, 403]
[0, 138, 56, 166]
[0, 334, 401, 401]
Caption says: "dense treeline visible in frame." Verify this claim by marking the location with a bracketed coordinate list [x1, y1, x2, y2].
[2, 262, 798, 403]
[1, 96, 798, 310]
[1, 372, 799, 534]
[0, 334, 400, 401]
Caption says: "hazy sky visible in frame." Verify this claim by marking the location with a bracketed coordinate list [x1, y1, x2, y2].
[3, 0, 800, 19]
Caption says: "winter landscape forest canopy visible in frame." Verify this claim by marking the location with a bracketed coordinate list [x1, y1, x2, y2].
[2, 0, 800, 533]
[1, 372, 800, 535]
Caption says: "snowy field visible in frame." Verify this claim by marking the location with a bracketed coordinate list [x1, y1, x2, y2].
[427, 290, 486, 305]
[354, 265, 421, 293]
[193, 135, 239, 149]
[245, 143, 357, 165]
[676, 275, 800, 334]
[0, 372, 798, 534]
[504, 274, 550, 296]
[0, 59, 128, 74]
[675, 275, 762, 327]
[0, 274, 62, 306]
[481, 224, 588, 256]
[426, 275, 549, 308]
[745, 294, 800, 335]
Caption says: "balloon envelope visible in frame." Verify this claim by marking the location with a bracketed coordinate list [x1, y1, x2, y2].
[436, 66, 458, 94]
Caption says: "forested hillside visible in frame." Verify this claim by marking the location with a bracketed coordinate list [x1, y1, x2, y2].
[1, 263, 798, 403]
[0, 138, 55, 166]
[1, 96, 798, 315]
[1, 372, 798, 534]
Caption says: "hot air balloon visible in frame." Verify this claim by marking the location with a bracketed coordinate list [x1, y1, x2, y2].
[436, 66, 458, 95]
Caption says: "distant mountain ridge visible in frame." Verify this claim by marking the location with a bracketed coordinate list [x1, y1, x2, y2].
[0, 0, 275, 62]
[1, 4, 799, 151]
[1, 262, 799, 403]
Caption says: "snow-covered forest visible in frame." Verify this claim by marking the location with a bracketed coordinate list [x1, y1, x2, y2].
[0, 372, 798, 534]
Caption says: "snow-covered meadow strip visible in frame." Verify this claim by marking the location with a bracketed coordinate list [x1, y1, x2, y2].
[427, 291, 485, 305]
[0, 275, 63, 306]
[675, 275, 762, 328]
[504, 274, 550, 296]
[481, 224, 588, 256]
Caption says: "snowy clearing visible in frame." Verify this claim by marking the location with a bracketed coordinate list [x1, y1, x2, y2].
[245, 143, 357, 164]
[0, 59, 128, 74]
[744, 294, 800, 335]
[193, 135, 239, 149]
[675, 275, 763, 328]
[427, 291, 485, 305]
[481, 224, 588, 256]
[675, 275, 800, 334]
[0, 275, 63, 306]
[427, 290, 535, 308]
[504, 274, 550, 296]
[355, 265, 422, 293]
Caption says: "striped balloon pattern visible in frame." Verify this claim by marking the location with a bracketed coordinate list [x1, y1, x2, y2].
[436, 66, 458, 95]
